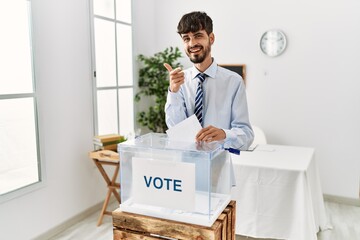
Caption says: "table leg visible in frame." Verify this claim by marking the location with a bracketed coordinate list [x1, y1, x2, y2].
[97, 188, 113, 226]
[92, 159, 121, 226]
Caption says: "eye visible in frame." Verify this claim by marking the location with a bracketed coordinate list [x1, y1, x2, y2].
[182, 37, 190, 43]
[194, 33, 204, 39]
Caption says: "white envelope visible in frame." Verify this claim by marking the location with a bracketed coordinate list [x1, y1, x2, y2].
[166, 114, 202, 143]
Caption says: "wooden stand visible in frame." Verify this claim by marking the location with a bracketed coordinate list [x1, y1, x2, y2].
[89, 150, 121, 226]
[112, 200, 236, 240]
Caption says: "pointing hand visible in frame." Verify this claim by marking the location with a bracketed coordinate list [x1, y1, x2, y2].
[164, 63, 184, 93]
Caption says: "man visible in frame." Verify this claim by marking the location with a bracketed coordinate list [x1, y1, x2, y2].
[164, 11, 253, 150]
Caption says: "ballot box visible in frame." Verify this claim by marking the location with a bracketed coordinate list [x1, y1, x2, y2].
[118, 133, 232, 227]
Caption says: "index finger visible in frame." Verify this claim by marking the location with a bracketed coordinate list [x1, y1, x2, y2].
[163, 63, 173, 72]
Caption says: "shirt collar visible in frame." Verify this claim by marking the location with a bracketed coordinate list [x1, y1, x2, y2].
[191, 59, 218, 80]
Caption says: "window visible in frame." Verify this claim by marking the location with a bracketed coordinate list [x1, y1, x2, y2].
[0, 0, 42, 201]
[90, 0, 134, 137]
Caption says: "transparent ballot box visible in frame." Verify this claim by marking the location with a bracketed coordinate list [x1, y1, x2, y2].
[118, 133, 232, 227]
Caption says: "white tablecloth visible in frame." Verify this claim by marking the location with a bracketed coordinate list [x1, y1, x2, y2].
[231, 144, 329, 240]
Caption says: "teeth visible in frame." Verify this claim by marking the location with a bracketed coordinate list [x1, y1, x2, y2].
[190, 48, 201, 53]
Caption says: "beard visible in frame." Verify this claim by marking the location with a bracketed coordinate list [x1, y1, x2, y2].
[186, 42, 211, 64]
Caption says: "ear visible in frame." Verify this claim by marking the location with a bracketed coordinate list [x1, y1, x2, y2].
[209, 32, 215, 45]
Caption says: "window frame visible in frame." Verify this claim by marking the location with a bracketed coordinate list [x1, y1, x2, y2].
[0, 0, 44, 204]
[89, 0, 135, 137]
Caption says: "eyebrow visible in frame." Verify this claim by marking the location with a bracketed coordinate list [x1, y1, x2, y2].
[181, 34, 189, 38]
[181, 31, 205, 39]
[193, 32, 205, 37]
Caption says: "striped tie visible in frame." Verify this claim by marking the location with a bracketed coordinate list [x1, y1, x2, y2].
[194, 73, 207, 126]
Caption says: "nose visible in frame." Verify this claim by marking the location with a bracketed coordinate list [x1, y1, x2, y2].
[188, 37, 197, 47]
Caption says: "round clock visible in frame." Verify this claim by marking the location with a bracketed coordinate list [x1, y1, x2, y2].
[260, 30, 287, 57]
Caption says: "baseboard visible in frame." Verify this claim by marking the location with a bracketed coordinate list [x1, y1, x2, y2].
[323, 194, 360, 207]
[33, 197, 116, 240]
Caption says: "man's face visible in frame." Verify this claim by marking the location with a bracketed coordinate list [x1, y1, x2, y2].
[180, 30, 214, 64]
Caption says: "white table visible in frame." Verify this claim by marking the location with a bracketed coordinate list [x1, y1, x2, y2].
[231, 144, 329, 240]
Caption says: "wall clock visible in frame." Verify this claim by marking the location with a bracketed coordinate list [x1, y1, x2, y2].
[260, 30, 287, 57]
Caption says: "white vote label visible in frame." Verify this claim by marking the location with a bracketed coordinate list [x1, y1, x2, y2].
[132, 157, 195, 211]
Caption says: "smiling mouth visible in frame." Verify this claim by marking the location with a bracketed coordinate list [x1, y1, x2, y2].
[189, 45, 202, 54]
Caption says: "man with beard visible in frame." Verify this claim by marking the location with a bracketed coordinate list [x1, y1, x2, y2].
[164, 11, 253, 151]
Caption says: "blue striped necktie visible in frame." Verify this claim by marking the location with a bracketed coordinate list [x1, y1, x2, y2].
[194, 73, 207, 126]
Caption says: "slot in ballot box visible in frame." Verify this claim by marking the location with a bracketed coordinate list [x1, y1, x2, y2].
[118, 133, 232, 227]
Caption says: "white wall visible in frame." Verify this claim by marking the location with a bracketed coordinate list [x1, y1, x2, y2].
[0, 0, 107, 239]
[134, 0, 360, 199]
[132, 0, 157, 133]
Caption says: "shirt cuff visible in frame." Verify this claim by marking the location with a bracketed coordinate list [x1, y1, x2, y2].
[167, 90, 183, 105]
[223, 129, 236, 142]
[223, 129, 248, 150]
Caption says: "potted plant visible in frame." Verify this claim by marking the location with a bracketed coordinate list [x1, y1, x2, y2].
[135, 47, 183, 133]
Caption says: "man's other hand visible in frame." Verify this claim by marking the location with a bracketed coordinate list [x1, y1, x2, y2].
[196, 125, 226, 143]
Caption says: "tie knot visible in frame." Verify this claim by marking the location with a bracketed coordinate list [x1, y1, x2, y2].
[196, 73, 207, 83]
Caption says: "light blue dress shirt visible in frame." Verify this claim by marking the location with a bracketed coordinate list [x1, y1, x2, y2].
[165, 59, 254, 150]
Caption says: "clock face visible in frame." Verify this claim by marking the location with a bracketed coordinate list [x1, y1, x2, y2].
[260, 30, 287, 57]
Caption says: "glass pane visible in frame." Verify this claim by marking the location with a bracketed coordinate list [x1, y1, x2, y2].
[93, 0, 114, 19]
[118, 88, 134, 136]
[0, 1, 33, 95]
[117, 24, 133, 86]
[0, 98, 39, 195]
[116, 0, 132, 23]
[97, 89, 118, 135]
[94, 18, 116, 87]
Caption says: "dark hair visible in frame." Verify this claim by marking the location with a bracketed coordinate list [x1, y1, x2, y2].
[177, 11, 213, 35]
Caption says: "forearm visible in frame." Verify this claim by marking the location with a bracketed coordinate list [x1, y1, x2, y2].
[223, 126, 254, 150]
[223, 79, 254, 150]
[165, 91, 187, 128]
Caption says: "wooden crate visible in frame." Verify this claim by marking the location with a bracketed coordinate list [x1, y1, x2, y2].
[112, 200, 236, 240]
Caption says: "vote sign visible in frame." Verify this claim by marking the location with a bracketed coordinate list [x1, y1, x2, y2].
[132, 157, 195, 211]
